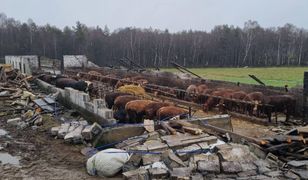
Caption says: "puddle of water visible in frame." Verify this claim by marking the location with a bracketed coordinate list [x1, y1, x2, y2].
[0, 152, 20, 166]
[0, 129, 8, 136]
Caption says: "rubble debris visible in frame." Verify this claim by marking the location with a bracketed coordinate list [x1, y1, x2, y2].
[81, 122, 103, 141]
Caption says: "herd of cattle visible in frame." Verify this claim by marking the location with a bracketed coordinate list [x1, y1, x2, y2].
[184, 84, 296, 121]
[105, 92, 188, 123]
[38, 71, 297, 123]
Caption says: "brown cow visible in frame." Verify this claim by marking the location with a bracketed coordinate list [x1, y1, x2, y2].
[197, 84, 209, 95]
[156, 106, 189, 121]
[203, 90, 232, 112]
[105, 92, 131, 109]
[263, 95, 296, 122]
[125, 100, 154, 123]
[243, 92, 265, 115]
[231, 91, 247, 100]
[113, 95, 139, 111]
[243, 92, 264, 102]
[144, 102, 172, 119]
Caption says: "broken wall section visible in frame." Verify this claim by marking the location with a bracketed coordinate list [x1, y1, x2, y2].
[36, 79, 115, 125]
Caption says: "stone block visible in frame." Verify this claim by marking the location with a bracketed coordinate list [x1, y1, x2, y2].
[122, 168, 149, 180]
[85, 102, 94, 113]
[222, 161, 242, 173]
[170, 167, 192, 180]
[142, 154, 162, 165]
[197, 154, 220, 173]
[149, 168, 169, 179]
[97, 109, 114, 119]
[176, 144, 201, 161]
[50, 126, 60, 136]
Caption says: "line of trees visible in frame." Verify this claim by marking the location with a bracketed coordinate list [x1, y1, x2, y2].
[0, 13, 308, 67]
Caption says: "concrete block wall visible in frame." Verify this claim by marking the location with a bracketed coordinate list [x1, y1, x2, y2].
[5, 55, 39, 74]
[36, 79, 115, 125]
[64, 87, 114, 124]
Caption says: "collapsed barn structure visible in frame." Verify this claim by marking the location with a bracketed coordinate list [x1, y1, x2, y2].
[1, 55, 308, 179]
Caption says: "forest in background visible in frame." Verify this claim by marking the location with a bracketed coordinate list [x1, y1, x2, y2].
[0, 13, 308, 67]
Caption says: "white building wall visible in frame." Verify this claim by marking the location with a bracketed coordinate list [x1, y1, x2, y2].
[5, 55, 39, 74]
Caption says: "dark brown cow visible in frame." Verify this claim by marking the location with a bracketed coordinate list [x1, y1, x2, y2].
[125, 100, 154, 123]
[156, 106, 189, 121]
[144, 102, 172, 119]
[105, 92, 131, 109]
[55, 78, 89, 92]
[263, 95, 296, 122]
[113, 95, 139, 111]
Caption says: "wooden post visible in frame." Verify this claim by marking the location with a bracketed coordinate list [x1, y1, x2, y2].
[303, 72, 308, 122]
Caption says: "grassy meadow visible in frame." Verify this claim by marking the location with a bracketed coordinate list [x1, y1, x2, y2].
[161, 67, 308, 88]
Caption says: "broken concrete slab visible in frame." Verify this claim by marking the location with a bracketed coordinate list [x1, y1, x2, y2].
[197, 154, 220, 173]
[176, 144, 201, 161]
[142, 154, 161, 166]
[161, 134, 217, 149]
[148, 168, 168, 179]
[221, 161, 242, 173]
[81, 122, 103, 141]
[170, 167, 192, 180]
[143, 140, 168, 151]
[162, 150, 186, 169]
[122, 168, 149, 180]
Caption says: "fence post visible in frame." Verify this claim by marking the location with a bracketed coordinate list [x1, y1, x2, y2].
[303, 72, 308, 121]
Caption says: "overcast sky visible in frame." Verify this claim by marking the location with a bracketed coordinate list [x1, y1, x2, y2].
[1, 0, 308, 32]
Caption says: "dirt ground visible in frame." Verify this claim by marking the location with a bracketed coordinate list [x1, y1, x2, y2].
[0, 113, 104, 180]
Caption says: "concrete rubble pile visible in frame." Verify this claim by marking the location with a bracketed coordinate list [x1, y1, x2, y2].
[84, 119, 303, 179]
[51, 121, 103, 144]
[0, 67, 57, 130]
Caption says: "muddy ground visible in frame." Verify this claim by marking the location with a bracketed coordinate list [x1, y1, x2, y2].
[0, 112, 105, 180]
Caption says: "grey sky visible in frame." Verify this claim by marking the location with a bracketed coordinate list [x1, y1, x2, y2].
[1, 0, 308, 32]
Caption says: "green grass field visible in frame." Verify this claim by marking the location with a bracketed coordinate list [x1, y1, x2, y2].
[162, 67, 308, 88]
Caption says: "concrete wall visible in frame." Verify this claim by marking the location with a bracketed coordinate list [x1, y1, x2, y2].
[63, 55, 99, 68]
[36, 79, 115, 125]
[5, 55, 39, 74]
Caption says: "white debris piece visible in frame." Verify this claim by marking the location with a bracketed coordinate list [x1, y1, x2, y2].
[86, 148, 130, 177]
[64, 125, 85, 144]
[7, 117, 22, 125]
[58, 123, 70, 139]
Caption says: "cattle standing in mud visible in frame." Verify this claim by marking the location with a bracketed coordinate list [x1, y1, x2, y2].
[156, 106, 189, 121]
[105, 92, 131, 109]
[144, 102, 171, 119]
[125, 100, 154, 123]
